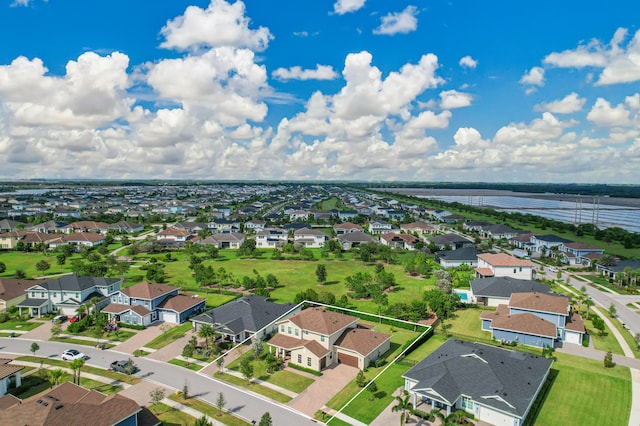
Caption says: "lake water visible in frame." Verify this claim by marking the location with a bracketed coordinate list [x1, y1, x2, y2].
[423, 194, 640, 233]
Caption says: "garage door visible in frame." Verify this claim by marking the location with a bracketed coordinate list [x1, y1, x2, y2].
[478, 405, 513, 425]
[337, 352, 359, 368]
[159, 311, 177, 323]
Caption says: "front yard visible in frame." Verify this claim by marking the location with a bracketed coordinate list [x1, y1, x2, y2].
[0, 318, 43, 331]
[145, 322, 192, 349]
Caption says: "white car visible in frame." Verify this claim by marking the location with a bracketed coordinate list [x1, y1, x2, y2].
[548, 266, 559, 273]
[61, 349, 86, 361]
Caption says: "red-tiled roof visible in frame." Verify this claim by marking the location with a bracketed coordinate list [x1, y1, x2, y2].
[478, 253, 534, 267]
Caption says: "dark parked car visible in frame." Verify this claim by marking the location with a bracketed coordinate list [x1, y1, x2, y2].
[110, 359, 137, 375]
[52, 315, 68, 324]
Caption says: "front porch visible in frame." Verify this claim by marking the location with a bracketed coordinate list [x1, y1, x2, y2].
[16, 299, 49, 318]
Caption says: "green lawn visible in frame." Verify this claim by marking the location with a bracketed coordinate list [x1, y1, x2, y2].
[15, 356, 141, 385]
[446, 306, 487, 337]
[69, 328, 136, 342]
[169, 358, 204, 371]
[532, 353, 631, 426]
[0, 318, 43, 331]
[213, 372, 292, 403]
[49, 336, 116, 349]
[168, 394, 251, 426]
[145, 323, 192, 349]
[9, 371, 122, 399]
[607, 316, 640, 358]
[152, 402, 197, 426]
[0, 251, 82, 278]
[583, 310, 624, 355]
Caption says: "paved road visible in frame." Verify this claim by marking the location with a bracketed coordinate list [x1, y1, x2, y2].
[0, 337, 318, 426]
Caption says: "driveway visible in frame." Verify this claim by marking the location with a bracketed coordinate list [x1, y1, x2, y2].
[288, 363, 358, 416]
[146, 327, 200, 362]
[114, 322, 172, 355]
[19, 319, 55, 340]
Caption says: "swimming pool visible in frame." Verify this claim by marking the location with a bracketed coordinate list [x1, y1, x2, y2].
[453, 289, 472, 302]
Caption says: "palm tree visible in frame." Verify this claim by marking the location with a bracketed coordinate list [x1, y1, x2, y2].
[90, 296, 101, 317]
[198, 324, 216, 350]
[194, 416, 212, 426]
[391, 390, 413, 426]
[76, 304, 87, 317]
[431, 409, 468, 426]
[70, 358, 85, 385]
[48, 369, 66, 388]
[584, 298, 595, 319]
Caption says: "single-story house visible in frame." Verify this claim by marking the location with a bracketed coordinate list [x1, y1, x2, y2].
[198, 232, 246, 249]
[403, 339, 552, 426]
[427, 233, 474, 250]
[337, 231, 378, 250]
[191, 295, 299, 342]
[379, 233, 420, 250]
[0, 359, 23, 397]
[435, 247, 479, 268]
[470, 277, 551, 307]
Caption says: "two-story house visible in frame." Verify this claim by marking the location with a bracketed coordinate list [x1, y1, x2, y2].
[255, 228, 288, 249]
[293, 228, 326, 248]
[156, 228, 192, 242]
[481, 292, 585, 348]
[368, 221, 393, 235]
[208, 219, 241, 234]
[559, 242, 604, 266]
[102, 282, 205, 326]
[17, 275, 121, 317]
[379, 233, 420, 250]
[333, 222, 363, 235]
[475, 253, 535, 280]
[267, 308, 391, 371]
[400, 221, 436, 236]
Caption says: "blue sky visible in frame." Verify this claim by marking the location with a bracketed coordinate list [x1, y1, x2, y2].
[0, 0, 639, 183]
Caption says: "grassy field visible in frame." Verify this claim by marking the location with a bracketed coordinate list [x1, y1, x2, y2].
[50, 336, 116, 349]
[532, 352, 631, 426]
[152, 402, 197, 426]
[0, 250, 81, 278]
[607, 315, 640, 358]
[168, 394, 251, 426]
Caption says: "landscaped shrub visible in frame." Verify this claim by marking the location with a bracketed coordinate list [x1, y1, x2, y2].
[118, 322, 145, 330]
[0, 312, 9, 323]
[413, 409, 435, 421]
[287, 363, 323, 377]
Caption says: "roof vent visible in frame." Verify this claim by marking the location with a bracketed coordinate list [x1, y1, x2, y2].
[55, 405, 64, 410]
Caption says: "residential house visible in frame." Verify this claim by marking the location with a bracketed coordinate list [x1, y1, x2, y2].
[596, 259, 640, 280]
[559, 242, 604, 266]
[208, 219, 241, 234]
[48, 232, 106, 250]
[0, 231, 61, 250]
[60, 221, 110, 234]
[53, 208, 81, 219]
[17, 275, 121, 317]
[333, 222, 363, 235]
[379, 233, 420, 250]
[530, 234, 573, 255]
[0, 359, 23, 397]
[0, 279, 47, 312]
[173, 221, 208, 233]
[470, 277, 551, 307]
[463, 222, 525, 240]
[102, 282, 205, 326]
[337, 231, 378, 250]
[191, 295, 298, 342]
[198, 232, 246, 249]
[337, 210, 358, 221]
[368, 221, 393, 235]
[403, 339, 552, 426]
[289, 210, 312, 221]
[400, 221, 436, 236]
[107, 221, 144, 234]
[0, 381, 160, 426]
[156, 228, 191, 243]
[25, 220, 67, 234]
[267, 308, 391, 371]
[245, 219, 266, 232]
[427, 233, 474, 250]
[0, 219, 24, 233]
[475, 253, 535, 280]
[255, 228, 288, 249]
[481, 292, 585, 347]
[435, 247, 479, 268]
[294, 228, 326, 248]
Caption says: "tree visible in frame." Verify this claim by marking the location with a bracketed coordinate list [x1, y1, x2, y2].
[238, 239, 257, 257]
[215, 392, 226, 416]
[182, 336, 197, 364]
[15, 269, 26, 279]
[182, 380, 189, 399]
[431, 409, 468, 426]
[149, 387, 165, 410]
[584, 298, 594, 319]
[608, 303, 617, 318]
[51, 322, 62, 338]
[48, 369, 66, 388]
[0, 262, 6, 273]
[604, 351, 615, 368]
[216, 355, 225, 373]
[634, 333, 640, 350]
[70, 358, 85, 385]
[194, 416, 213, 426]
[258, 412, 273, 426]
[240, 357, 254, 381]
[356, 370, 366, 387]
[315, 264, 327, 284]
[198, 324, 216, 350]
[252, 337, 263, 358]
[30, 342, 40, 357]
[367, 381, 378, 401]
[391, 390, 413, 426]
[591, 315, 606, 336]
[56, 253, 66, 265]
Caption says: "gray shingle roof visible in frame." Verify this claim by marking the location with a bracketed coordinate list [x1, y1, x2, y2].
[191, 295, 296, 335]
[37, 275, 119, 292]
[471, 277, 551, 298]
[403, 339, 552, 418]
[436, 247, 479, 262]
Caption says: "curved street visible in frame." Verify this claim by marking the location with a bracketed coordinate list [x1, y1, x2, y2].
[0, 337, 318, 426]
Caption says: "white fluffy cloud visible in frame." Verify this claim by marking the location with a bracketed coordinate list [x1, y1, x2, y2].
[459, 56, 478, 69]
[160, 0, 272, 52]
[333, 0, 366, 14]
[272, 65, 338, 81]
[544, 28, 640, 85]
[586, 98, 630, 127]
[520, 66, 545, 86]
[373, 6, 418, 35]
[439, 90, 473, 109]
[534, 92, 586, 114]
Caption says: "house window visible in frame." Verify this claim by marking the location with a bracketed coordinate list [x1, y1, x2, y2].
[41, 292, 45, 298]
[31, 292, 35, 298]
[321, 335, 325, 342]
[295, 329, 299, 337]
[297, 354, 302, 364]
[514, 269, 517, 274]
[288, 327, 292, 335]
[280, 325, 285, 332]
[75, 293, 79, 299]
[53, 292, 57, 298]
[461, 396, 474, 411]
[307, 357, 311, 367]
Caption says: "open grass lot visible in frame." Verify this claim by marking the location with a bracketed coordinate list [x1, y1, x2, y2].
[532, 352, 631, 426]
[145, 322, 191, 349]
[16, 356, 141, 385]
[0, 318, 43, 331]
[168, 394, 252, 426]
[0, 251, 82, 278]
[213, 372, 292, 403]
[152, 402, 197, 426]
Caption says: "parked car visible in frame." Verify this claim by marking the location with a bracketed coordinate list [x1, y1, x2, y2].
[548, 266, 559, 273]
[69, 313, 86, 323]
[110, 360, 137, 375]
[61, 349, 86, 361]
[52, 315, 68, 324]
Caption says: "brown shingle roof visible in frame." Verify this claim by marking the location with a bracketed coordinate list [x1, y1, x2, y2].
[0, 278, 47, 301]
[101, 303, 131, 314]
[158, 294, 205, 313]
[0, 362, 23, 380]
[267, 334, 330, 357]
[333, 222, 363, 230]
[564, 242, 602, 250]
[565, 311, 586, 333]
[334, 328, 391, 356]
[509, 292, 569, 315]
[121, 282, 177, 300]
[478, 253, 535, 267]
[474, 267, 494, 277]
[287, 308, 357, 335]
[491, 312, 557, 338]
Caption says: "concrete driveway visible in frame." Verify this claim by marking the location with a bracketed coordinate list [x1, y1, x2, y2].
[114, 322, 172, 355]
[288, 363, 358, 416]
[19, 319, 55, 340]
